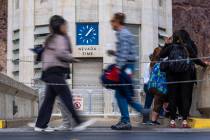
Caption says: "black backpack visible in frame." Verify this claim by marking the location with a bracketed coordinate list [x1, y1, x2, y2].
[167, 44, 192, 73]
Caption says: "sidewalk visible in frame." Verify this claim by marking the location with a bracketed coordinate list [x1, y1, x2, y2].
[1, 118, 210, 133]
[1, 127, 210, 133]
[50, 117, 169, 128]
[0, 118, 210, 133]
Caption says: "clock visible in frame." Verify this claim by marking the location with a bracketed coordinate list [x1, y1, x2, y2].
[76, 23, 99, 45]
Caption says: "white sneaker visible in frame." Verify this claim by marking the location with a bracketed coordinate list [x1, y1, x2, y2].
[34, 127, 55, 132]
[73, 119, 96, 132]
[54, 125, 72, 131]
[27, 122, 35, 128]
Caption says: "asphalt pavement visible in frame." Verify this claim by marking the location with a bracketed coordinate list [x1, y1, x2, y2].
[0, 128, 210, 140]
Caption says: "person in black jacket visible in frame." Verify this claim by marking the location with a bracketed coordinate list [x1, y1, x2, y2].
[179, 29, 208, 75]
[159, 30, 208, 128]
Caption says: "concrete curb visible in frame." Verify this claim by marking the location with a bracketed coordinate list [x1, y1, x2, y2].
[0, 128, 210, 133]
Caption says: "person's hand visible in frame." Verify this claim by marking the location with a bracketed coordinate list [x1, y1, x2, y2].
[164, 37, 173, 45]
[204, 61, 210, 66]
[107, 50, 116, 56]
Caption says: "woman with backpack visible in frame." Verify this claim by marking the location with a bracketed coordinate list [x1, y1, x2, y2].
[34, 15, 95, 132]
[160, 30, 208, 128]
[147, 47, 168, 125]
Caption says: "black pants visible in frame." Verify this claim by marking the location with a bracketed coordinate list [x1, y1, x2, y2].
[167, 72, 194, 120]
[36, 73, 82, 128]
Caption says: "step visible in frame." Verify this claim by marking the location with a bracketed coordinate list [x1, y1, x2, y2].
[188, 118, 210, 128]
[0, 120, 6, 128]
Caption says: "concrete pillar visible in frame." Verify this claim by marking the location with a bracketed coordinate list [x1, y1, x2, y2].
[141, 0, 159, 74]
[59, 0, 76, 87]
[165, 0, 173, 36]
[52, 0, 59, 15]
[99, 0, 117, 116]
[19, 0, 34, 85]
[7, 0, 13, 77]
[60, 0, 76, 45]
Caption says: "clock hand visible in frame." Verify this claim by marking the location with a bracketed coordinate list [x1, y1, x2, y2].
[85, 27, 94, 37]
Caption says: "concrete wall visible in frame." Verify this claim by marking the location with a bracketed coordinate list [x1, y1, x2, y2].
[7, 0, 173, 81]
[196, 67, 210, 117]
[0, 73, 38, 120]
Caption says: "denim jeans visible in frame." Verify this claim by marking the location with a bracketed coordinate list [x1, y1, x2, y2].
[144, 84, 165, 116]
[115, 64, 144, 123]
[144, 84, 154, 109]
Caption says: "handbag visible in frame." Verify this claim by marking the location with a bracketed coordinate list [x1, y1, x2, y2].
[101, 64, 120, 89]
[147, 63, 168, 95]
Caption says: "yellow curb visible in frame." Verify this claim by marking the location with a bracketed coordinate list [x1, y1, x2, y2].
[0, 120, 6, 129]
[188, 118, 210, 128]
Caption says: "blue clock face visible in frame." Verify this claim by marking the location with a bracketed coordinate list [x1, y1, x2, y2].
[76, 23, 99, 45]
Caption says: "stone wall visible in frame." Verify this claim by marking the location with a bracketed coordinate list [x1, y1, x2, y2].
[0, 0, 7, 72]
[173, 0, 210, 57]
[173, 0, 210, 117]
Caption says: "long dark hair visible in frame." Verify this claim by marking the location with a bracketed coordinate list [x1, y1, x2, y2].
[173, 30, 184, 45]
[173, 30, 191, 57]
[179, 29, 198, 57]
[44, 15, 72, 52]
[179, 30, 191, 44]
[45, 15, 66, 46]
[49, 15, 66, 35]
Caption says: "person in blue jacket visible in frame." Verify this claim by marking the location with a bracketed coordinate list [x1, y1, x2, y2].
[107, 13, 150, 130]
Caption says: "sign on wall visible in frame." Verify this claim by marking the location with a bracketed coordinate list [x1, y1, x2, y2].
[75, 22, 100, 57]
[76, 23, 99, 46]
[73, 95, 84, 111]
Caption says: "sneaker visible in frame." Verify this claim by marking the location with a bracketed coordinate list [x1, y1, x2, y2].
[54, 125, 72, 131]
[142, 120, 153, 125]
[169, 120, 176, 128]
[111, 122, 122, 129]
[178, 115, 183, 121]
[111, 122, 132, 130]
[151, 121, 161, 125]
[182, 120, 191, 129]
[27, 122, 35, 128]
[73, 119, 96, 132]
[34, 127, 55, 132]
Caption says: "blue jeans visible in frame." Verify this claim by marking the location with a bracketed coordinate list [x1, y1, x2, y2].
[144, 84, 154, 109]
[115, 64, 144, 123]
[144, 84, 165, 116]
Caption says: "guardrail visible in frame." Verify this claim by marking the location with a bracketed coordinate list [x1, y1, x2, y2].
[49, 88, 144, 117]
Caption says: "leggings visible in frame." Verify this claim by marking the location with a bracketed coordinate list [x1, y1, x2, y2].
[167, 72, 194, 120]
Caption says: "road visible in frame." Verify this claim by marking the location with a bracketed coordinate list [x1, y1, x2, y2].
[0, 128, 210, 140]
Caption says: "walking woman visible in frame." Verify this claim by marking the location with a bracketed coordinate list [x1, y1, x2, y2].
[35, 15, 95, 132]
